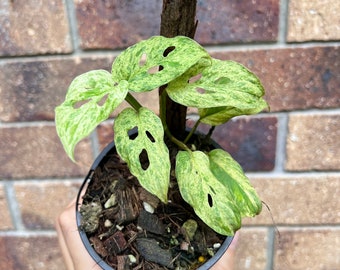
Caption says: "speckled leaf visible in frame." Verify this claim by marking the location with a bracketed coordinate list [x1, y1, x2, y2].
[166, 59, 268, 113]
[55, 70, 128, 161]
[208, 149, 262, 217]
[114, 107, 170, 203]
[111, 36, 211, 93]
[176, 150, 241, 235]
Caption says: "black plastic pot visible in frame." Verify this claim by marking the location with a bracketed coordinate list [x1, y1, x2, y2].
[76, 139, 234, 269]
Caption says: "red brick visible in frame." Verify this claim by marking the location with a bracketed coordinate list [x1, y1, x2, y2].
[0, 235, 66, 270]
[235, 228, 269, 270]
[75, 0, 162, 49]
[0, 0, 72, 56]
[274, 228, 340, 270]
[212, 46, 340, 112]
[14, 181, 81, 230]
[0, 185, 13, 230]
[287, 0, 340, 42]
[243, 175, 340, 225]
[286, 113, 340, 171]
[0, 57, 114, 122]
[196, 0, 279, 44]
[75, 0, 279, 50]
[0, 126, 92, 179]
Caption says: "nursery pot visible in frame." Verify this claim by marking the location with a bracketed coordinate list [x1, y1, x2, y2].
[76, 136, 234, 269]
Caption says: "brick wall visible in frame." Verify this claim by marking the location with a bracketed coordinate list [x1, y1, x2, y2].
[0, 1, 339, 269]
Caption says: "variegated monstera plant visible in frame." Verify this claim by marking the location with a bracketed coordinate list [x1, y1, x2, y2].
[55, 36, 268, 236]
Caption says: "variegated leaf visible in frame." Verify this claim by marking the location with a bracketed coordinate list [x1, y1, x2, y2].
[114, 107, 170, 203]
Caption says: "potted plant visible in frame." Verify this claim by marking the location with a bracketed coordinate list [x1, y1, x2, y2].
[55, 35, 268, 269]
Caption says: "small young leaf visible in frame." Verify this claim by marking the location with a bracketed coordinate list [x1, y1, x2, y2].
[176, 150, 241, 235]
[55, 70, 128, 160]
[208, 149, 262, 217]
[114, 107, 170, 203]
[111, 36, 211, 93]
[166, 59, 268, 113]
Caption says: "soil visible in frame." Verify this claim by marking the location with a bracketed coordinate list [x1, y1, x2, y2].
[79, 135, 226, 270]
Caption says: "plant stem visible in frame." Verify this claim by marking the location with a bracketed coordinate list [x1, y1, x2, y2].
[160, 91, 190, 152]
[159, 0, 198, 140]
[125, 92, 142, 111]
[184, 119, 201, 144]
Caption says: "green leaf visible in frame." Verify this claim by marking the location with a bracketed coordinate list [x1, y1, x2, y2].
[55, 70, 128, 161]
[176, 150, 241, 235]
[111, 36, 211, 93]
[208, 149, 262, 217]
[114, 107, 170, 203]
[166, 59, 268, 114]
[198, 107, 244, 126]
[198, 100, 267, 126]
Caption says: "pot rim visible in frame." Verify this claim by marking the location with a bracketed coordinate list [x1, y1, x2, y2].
[76, 138, 234, 270]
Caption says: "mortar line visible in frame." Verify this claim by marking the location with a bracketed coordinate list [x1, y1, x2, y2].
[273, 113, 289, 173]
[278, 0, 289, 45]
[0, 230, 58, 237]
[4, 182, 25, 231]
[266, 226, 276, 270]
[64, 0, 82, 55]
[1, 41, 339, 64]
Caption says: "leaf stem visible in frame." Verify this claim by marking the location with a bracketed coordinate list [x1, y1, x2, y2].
[184, 118, 201, 144]
[125, 92, 142, 111]
[160, 90, 190, 152]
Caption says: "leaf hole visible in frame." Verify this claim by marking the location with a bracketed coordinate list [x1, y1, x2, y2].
[148, 65, 164, 74]
[145, 130, 155, 143]
[139, 149, 150, 171]
[163, 46, 176, 57]
[97, 94, 109, 107]
[128, 126, 138, 140]
[196, 87, 206, 94]
[139, 53, 147, 67]
[188, 73, 202, 84]
[73, 99, 90, 109]
[207, 194, 213, 207]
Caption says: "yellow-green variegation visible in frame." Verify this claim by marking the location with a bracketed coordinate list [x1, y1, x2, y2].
[55, 35, 268, 236]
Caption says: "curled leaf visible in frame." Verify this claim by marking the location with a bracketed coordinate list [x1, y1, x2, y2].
[208, 149, 262, 217]
[176, 150, 241, 235]
[176, 149, 262, 236]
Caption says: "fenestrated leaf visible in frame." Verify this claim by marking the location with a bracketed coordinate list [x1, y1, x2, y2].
[55, 70, 128, 161]
[208, 149, 262, 217]
[166, 59, 268, 112]
[176, 150, 241, 235]
[114, 107, 170, 203]
[111, 36, 211, 93]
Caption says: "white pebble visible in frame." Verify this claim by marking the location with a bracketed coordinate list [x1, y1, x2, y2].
[104, 219, 113, 227]
[143, 201, 154, 213]
[213, 243, 221, 249]
[128, 254, 137, 264]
